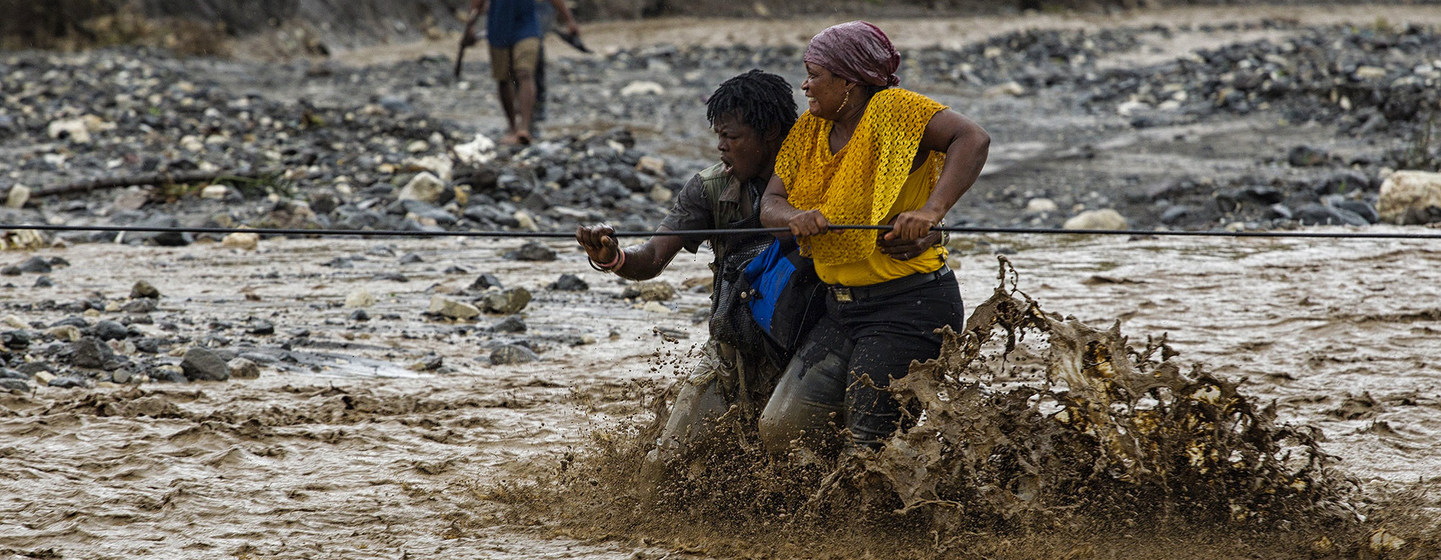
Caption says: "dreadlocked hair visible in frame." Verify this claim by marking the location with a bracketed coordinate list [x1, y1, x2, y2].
[705, 69, 798, 138]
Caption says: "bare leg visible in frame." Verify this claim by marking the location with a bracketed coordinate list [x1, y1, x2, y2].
[496, 80, 519, 141]
[513, 68, 537, 144]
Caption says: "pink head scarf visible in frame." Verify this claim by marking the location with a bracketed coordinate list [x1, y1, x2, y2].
[802, 21, 901, 88]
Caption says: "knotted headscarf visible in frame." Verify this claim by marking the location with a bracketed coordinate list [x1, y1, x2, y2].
[802, 21, 901, 88]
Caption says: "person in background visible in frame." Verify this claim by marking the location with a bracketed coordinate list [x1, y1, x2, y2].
[758, 21, 990, 453]
[465, 0, 578, 144]
[577, 70, 944, 473]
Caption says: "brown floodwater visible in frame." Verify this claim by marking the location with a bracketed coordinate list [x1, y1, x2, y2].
[0, 227, 1435, 558]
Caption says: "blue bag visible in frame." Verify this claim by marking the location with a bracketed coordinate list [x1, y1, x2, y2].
[739, 239, 826, 355]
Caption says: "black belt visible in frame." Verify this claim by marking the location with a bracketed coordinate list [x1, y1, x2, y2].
[829, 268, 953, 303]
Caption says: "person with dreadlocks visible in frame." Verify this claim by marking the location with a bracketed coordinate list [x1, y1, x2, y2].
[758, 21, 990, 453]
[576, 70, 943, 473]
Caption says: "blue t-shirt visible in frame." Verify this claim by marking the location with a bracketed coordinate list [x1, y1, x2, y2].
[487, 0, 543, 48]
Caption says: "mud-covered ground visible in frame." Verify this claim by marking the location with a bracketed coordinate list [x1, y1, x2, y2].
[2, 5, 1441, 559]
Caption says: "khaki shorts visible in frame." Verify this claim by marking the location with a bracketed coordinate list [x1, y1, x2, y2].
[488, 36, 540, 82]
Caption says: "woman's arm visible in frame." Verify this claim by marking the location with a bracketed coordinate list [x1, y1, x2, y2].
[761, 174, 829, 239]
[887, 109, 990, 241]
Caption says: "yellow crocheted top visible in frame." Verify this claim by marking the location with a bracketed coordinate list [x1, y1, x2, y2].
[775, 88, 948, 286]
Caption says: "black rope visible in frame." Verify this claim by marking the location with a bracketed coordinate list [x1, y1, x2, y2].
[3, 223, 1441, 240]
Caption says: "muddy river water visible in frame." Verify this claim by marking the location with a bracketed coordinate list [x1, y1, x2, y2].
[0, 227, 1437, 558]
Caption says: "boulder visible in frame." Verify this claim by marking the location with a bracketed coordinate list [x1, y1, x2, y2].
[181, 347, 230, 381]
[480, 287, 532, 314]
[1377, 171, 1441, 225]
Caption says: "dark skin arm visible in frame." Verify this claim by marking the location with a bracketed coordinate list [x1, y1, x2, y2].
[761, 108, 990, 244]
[575, 224, 682, 281]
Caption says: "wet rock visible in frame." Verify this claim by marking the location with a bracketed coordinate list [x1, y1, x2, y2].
[1314, 170, 1374, 195]
[33, 276, 53, 288]
[92, 320, 129, 341]
[642, 301, 671, 314]
[0, 378, 29, 392]
[1377, 170, 1441, 225]
[397, 172, 446, 203]
[548, 274, 589, 291]
[18, 256, 52, 274]
[373, 272, 409, 282]
[1294, 203, 1368, 226]
[222, 232, 260, 251]
[490, 344, 539, 365]
[181, 347, 230, 381]
[428, 296, 480, 320]
[5, 185, 29, 209]
[228, 357, 261, 379]
[152, 365, 188, 383]
[1024, 198, 1058, 214]
[1287, 145, 1330, 167]
[0, 265, 19, 276]
[480, 287, 532, 314]
[131, 280, 160, 299]
[349, 309, 370, 321]
[247, 320, 275, 335]
[122, 299, 158, 314]
[345, 289, 377, 308]
[398, 252, 425, 264]
[505, 242, 557, 261]
[623, 281, 678, 302]
[110, 369, 133, 384]
[70, 337, 116, 369]
[135, 338, 162, 353]
[49, 376, 88, 389]
[1326, 197, 1379, 224]
[468, 274, 503, 292]
[1, 330, 31, 349]
[1063, 209, 1128, 230]
[47, 325, 82, 342]
[493, 315, 527, 333]
[1159, 205, 1195, 225]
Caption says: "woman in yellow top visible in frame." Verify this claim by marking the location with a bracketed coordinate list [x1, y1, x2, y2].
[758, 21, 990, 452]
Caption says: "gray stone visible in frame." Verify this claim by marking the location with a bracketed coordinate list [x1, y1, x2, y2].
[181, 347, 230, 381]
[131, 280, 160, 299]
[622, 281, 678, 302]
[504, 242, 557, 262]
[18, 256, 52, 273]
[0, 378, 29, 392]
[227, 357, 261, 379]
[428, 296, 480, 320]
[480, 287, 532, 314]
[489, 344, 539, 365]
[1287, 145, 1330, 167]
[493, 315, 527, 333]
[33, 276, 53, 288]
[468, 274, 503, 292]
[1294, 203, 1369, 226]
[122, 299, 158, 313]
[92, 320, 129, 341]
[49, 376, 88, 389]
[547, 274, 589, 291]
[70, 337, 115, 369]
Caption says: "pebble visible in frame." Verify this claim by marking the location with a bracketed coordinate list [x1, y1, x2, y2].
[505, 242, 557, 262]
[1063, 209, 1128, 230]
[222, 232, 260, 251]
[493, 316, 527, 333]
